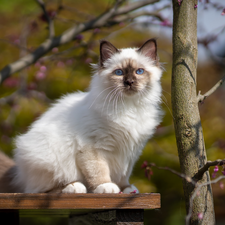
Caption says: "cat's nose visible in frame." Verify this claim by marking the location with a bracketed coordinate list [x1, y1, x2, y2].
[124, 79, 134, 86]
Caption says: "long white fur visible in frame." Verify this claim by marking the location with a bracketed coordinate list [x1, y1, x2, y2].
[14, 46, 162, 193]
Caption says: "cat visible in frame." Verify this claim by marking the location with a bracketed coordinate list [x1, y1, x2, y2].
[2, 39, 163, 194]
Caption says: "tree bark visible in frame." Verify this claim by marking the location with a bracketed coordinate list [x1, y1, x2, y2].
[171, 1, 215, 224]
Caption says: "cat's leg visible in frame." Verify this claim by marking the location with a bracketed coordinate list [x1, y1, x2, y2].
[119, 176, 139, 193]
[76, 149, 120, 193]
[122, 185, 139, 193]
[119, 161, 139, 193]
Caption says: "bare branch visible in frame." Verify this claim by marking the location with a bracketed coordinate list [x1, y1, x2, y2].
[186, 175, 225, 225]
[109, 11, 165, 25]
[148, 163, 196, 185]
[0, 0, 162, 84]
[194, 159, 225, 180]
[0, 91, 19, 105]
[197, 74, 225, 103]
[144, 160, 225, 224]
[35, 0, 55, 38]
[28, 90, 52, 103]
[0, 88, 52, 106]
[0, 38, 32, 53]
[116, 0, 159, 15]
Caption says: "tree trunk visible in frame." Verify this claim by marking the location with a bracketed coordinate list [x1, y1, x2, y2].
[171, 1, 215, 224]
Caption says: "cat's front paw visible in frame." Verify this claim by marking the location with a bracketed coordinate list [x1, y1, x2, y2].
[123, 185, 139, 194]
[93, 183, 120, 193]
[62, 182, 87, 193]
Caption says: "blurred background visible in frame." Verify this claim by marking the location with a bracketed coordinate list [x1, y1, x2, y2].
[0, 0, 224, 224]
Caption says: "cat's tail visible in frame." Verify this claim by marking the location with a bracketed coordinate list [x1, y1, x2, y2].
[0, 151, 18, 193]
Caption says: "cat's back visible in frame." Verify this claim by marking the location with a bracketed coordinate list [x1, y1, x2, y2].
[38, 91, 87, 124]
[15, 91, 88, 152]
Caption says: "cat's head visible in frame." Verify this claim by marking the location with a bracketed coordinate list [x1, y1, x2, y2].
[92, 39, 162, 97]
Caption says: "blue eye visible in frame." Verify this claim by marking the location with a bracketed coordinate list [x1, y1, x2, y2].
[136, 68, 144, 75]
[115, 69, 123, 76]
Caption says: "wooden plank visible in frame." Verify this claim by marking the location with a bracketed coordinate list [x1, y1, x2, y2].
[0, 193, 160, 210]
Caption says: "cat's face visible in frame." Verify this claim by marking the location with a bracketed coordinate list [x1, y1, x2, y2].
[98, 39, 161, 97]
[107, 57, 151, 96]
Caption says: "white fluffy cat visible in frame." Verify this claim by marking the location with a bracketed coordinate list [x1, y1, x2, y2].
[13, 39, 162, 193]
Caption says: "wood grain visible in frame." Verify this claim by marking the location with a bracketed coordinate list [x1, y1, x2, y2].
[0, 193, 160, 210]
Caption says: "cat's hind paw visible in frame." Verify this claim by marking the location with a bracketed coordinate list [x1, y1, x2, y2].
[123, 185, 139, 194]
[62, 182, 87, 193]
[93, 183, 120, 193]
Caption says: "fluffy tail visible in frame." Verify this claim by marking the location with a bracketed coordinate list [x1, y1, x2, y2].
[0, 151, 18, 193]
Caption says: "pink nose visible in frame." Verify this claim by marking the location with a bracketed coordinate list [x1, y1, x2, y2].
[124, 80, 134, 86]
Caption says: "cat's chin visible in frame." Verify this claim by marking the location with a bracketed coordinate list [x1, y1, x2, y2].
[123, 91, 137, 96]
[123, 87, 139, 96]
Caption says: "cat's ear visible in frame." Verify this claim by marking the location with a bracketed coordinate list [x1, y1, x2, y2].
[137, 39, 157, 61]
[100, 40, 119, 67]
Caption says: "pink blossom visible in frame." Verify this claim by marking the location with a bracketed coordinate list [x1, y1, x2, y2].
[66, 59, 74, 65]
[212, 165, 219, 178]
[3, 77, 19, 88]
[222, 168, 225, 176]
[212, 172, 217, 178]
[39, 10, 56, 22]
[141, 161, 148, 169]
[198, 212, 203, 220]
[214, 166, 219, 172]
[35, 61, 41, 68]
[57, 61, 65, 68]
[222, 8, 225, 16]
[93, 28, 100, 34]
[27, 82, 37, 90]
[85, 58, 92, 64]
[219, 182, 224, 189]
[160, 19, 172, 27]
[178, 0, 182, 6]
[145, 168, 153, 180]
[14, 39, 20, 45]
[52, 47, 58, 53]
[75, 34, 83, 40]
[12, 104, 20, 111]
[194, 4, 198, 9]
[35, 71, 46, 80]
[40, 65, 47, 72]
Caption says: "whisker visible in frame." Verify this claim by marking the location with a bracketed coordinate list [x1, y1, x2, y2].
[111, 88, 121, 117]
[161, 93, 168, 104]
[161, 99, 175, 120]
[106, 87, 119, 116]
[114, 89, 122, 117]
[120, 91, 125, 110]
[162, 89, 171, 96]
[89, 86, 114, 109]
[101, 86, 118, 115]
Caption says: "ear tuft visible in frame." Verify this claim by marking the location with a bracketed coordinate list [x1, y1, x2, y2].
[137, 39, 158, 61]
[100, 40, 119, 67]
